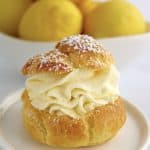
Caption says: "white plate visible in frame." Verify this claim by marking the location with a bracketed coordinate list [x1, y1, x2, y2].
[0, 89, 149, 150]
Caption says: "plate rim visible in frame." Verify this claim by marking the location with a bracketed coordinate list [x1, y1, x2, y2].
[0, 89, 150, 150]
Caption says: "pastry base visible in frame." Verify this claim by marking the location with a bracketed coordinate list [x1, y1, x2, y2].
[21, 90, 126, 148]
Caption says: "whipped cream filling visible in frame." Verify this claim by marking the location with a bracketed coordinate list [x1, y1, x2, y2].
[26, 65, 119, 119]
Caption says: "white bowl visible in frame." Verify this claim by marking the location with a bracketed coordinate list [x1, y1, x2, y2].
[0, 23, 150, 72]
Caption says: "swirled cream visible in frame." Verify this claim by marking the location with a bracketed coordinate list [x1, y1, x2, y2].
[26, 65, 119, 119]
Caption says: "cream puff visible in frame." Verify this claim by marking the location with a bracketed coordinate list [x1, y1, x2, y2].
[21, 34, 126, 148]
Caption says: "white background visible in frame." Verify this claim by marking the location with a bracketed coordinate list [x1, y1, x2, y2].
[130, 0, 150, 20]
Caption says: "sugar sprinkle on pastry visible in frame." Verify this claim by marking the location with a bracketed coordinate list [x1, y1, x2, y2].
[57, 34, 109, 54]
[22, 50, 73, 75]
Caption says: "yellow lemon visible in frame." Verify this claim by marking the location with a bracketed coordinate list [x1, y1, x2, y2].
[71, 0, 97, 15]
[0, 0, 32, 36]
[19, 0, 82, 41]
[84, 0, 146, 38]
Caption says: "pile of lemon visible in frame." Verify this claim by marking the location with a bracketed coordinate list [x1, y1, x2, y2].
[0, 0, 146, 41]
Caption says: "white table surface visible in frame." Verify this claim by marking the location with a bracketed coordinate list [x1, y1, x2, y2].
[129, 0, 150, 21]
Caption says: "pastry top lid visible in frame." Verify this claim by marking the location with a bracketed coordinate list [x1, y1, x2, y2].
[22, 35, 114, 75]
[56, 34, 114, 70]
[22, 50, 73, 75]
[56, 34, 106, 53]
